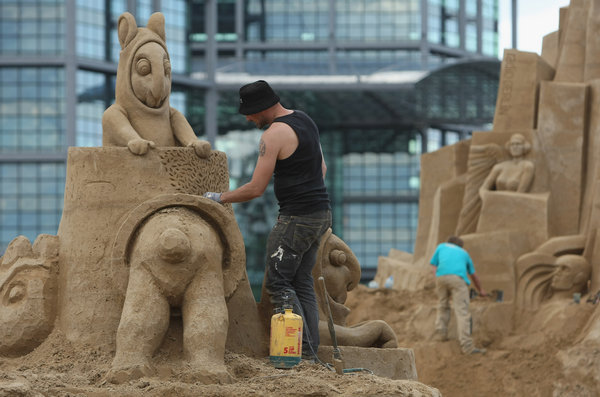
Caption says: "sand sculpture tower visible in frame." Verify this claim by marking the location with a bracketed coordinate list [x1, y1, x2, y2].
[375, 0, 600, 309]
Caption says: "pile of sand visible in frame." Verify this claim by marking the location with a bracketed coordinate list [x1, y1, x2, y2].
[4, 284, 600, 396]
[0, 317, 439, 396]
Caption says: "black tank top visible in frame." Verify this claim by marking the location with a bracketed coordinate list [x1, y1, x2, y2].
[273, 111, 330, 215]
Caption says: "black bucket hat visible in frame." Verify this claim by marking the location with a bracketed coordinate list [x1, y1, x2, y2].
[238, 80, 280, 115]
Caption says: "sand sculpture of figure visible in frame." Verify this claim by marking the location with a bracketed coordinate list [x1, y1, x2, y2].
[516, 253, 591, 310]
[107, 207, 232, 384]
[0, 235, 58, 356]
[314, 229, 398, 348]
[101, 12, 232, 384]
[479, 133, 535, 195]
[102, 12, 211, 158]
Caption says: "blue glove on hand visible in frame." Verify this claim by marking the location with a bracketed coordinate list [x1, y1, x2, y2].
[203, 192, 222, 204]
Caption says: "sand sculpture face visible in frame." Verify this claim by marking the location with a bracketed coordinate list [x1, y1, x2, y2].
[131, 42, 171, 108]
[507, 133, 530, 158]
[550, 255, 591, 293]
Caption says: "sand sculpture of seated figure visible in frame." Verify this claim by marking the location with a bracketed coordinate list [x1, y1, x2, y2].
[315, 230, 398, 348]
[479, 133, 534, 195]
[107, 207, 232, 384]
[102, 12, 211, 158]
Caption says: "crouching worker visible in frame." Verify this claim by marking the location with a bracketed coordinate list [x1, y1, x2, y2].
[430, 236, 487, 354]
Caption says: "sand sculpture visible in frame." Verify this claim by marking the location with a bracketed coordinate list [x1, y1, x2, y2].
[313, 229, 398, 348]
[373, 0, 600, 391]
[0, 10, 414, 385]
[0, 235, 58, 356]
[102, 12, 211, 159]
[0, 11, 263, 384]
[258, 228, 399, 349]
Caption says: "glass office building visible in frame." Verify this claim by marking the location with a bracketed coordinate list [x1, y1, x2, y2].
[1, 0, 500, 291]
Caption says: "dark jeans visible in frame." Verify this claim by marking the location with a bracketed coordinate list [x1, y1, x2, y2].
[265, 209, 332, 357]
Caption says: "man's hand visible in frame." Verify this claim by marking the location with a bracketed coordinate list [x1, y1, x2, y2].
[203, 192, 222, 204]
[127, 138, 155, 155]
[188, 140, 211, 158]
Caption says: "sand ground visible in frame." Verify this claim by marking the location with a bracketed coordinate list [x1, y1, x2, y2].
[2, 284, 598, 396]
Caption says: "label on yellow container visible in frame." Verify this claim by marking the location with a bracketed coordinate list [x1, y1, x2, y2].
[269, 308, 303, 368]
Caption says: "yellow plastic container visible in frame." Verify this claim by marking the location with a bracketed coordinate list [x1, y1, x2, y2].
[269, 307, 303, 368]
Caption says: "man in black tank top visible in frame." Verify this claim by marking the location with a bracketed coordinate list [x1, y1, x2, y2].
[204, 80, 331, 361]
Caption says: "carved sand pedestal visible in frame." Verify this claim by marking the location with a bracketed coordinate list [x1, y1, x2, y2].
[317, 346, 418, 380]
[56, 147, 264, 357]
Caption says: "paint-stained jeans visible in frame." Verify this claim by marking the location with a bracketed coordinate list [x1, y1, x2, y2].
[265, 209, 332, 357]
[435, 274, 474, 353]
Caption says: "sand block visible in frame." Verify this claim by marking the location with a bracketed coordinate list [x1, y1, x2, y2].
[373, 248, 414, 288]
[463, 231, 533, 302]
[388, 248, 414, 263]
[580, 82, 600, 234]
[537, 81, 587, 236]
[414, 140, 469, 261]
[477, 191, 549, 251]
[542, 31, 559, 69]
[317, 346, 417, 380]
[374, 256, 430, 292]
[555, 0, 587, 82]
[585, 0, 600, 81]
[374, 256, 402, 287]
[493, 49, 554, 132]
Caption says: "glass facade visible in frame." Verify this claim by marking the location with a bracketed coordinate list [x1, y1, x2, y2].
[0, 163, 65, 254]
[0, 0, 65, 55]
[0, 67, 65, 152]
[1, 0, 500, 289]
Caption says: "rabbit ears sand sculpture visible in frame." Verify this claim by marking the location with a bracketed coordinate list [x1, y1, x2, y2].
[103, 12, 211, 158]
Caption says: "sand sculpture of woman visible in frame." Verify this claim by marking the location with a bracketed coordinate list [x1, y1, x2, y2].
[479, 133, 535, 195]
[455, 133, 535, 235]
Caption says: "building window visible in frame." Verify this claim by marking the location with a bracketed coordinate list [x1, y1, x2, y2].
[341, 147, 420, 274]
[76, 0, 106, 60]
[0, 67, 65, 153]
[0, 162, 66, 255]
[0, 0, 65, 55]
[482, 0, 498, 56]
[162, 0, 188, 74]
[245, 0, 329, 43]
[76, 71, 113, 147]
[336, 0, 420, 42]
[109, 0, 128, 62]
[427, 128, 442, 152]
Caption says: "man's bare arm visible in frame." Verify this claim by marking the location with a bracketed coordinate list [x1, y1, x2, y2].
[220, 128, 281, 203]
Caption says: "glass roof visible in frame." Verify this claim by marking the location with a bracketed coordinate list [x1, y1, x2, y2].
[215, 59, 500, 133]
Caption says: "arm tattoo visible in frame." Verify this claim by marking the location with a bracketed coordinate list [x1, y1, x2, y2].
[259, 139, 266, 156]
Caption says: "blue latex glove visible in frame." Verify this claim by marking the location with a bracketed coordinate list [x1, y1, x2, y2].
[203, 192, 222, 204]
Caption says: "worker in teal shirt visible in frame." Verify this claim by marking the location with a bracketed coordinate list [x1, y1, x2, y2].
[430, 236, 487, 354]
